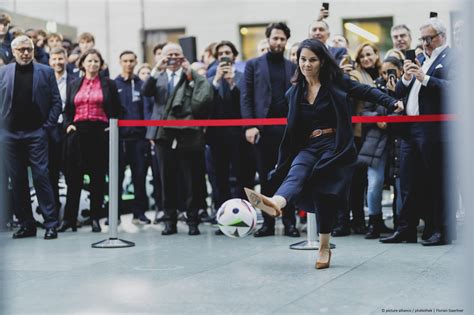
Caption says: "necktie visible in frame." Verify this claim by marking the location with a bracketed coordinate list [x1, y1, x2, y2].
[168, 72, 176, 95]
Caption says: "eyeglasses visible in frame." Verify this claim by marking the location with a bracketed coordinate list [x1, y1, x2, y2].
[418, 33, 442, 45]
[15, 47, 34, 54]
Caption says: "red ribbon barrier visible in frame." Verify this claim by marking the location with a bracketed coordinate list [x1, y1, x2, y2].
[118, 114, 455, 127]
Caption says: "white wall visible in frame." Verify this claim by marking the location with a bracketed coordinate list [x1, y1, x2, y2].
[0, 0, 462, 76]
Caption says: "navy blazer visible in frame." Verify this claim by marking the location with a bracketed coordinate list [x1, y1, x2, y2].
[395, 47, 453, 141]
[240, 53, 296, 128]
[328, 46, 348, 65]
[0, 62, 62, 129]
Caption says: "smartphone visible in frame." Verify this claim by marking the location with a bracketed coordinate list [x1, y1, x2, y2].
[387, 69, 397, 82]
[405, 49, 417, 63]
[430, 11, 438, 18]
[220, 56, 231, 65]
[341, 54, 352, 66]
[322, 2, 329, 10]
[167, 57, 183, 66]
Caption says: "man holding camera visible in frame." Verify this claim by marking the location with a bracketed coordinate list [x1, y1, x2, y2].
[142, 43, 213, 236]
[381, 19, 455, 246]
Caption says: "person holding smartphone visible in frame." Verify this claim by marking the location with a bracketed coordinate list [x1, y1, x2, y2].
[359, 57, 404, 239]
[142, 43, 214, 236]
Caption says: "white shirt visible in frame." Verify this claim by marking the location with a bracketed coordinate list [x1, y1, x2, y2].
[166, 68, 183, 88]
[403, 44, 448, 116]
[56, 72, 67, 123]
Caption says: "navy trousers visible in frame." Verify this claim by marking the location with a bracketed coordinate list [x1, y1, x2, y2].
[1, 127, 58, 228]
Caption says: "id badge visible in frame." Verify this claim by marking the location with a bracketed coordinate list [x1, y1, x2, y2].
[132, 90, 141, 102]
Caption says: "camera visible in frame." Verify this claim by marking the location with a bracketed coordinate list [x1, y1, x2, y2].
[387, 69, 397, 82]
[405, 49, 417, 63]
[322, 2, 329, 10]
[167, 57, 182, 66]
[430, 11, 438, 18]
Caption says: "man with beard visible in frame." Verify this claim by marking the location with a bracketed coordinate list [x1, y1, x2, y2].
[241, 22, 299, 237]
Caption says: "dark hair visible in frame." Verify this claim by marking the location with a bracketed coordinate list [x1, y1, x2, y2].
[383, 56, 403, 69]
[152, 42, 167, 55]
[214, 40, 239, 59]
[119, 50, 137, 59]
[291, 39, 342, 85]
[78, 48, 104, 72]
[265, 22, 291, 40]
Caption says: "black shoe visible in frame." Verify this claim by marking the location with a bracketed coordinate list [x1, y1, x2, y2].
[421, 226, 435, 241]
[379, 230, 417, 243]
[162, 223, 177, 235]
[58, 221, 77, 232]
[44, 227, 58, 240]
[284, 225, 300, 237]
[332, 225, 351, 237]
[91, 219, 102, 232]
[254, 225, 275, 237]
[132, 214, 151, 225]
[365, 223, 380, 239]
[188, 225, 200, 236]
[215, 229, 224, 235]
[421, 232, 451, 246]
[12, 226, 37, 239]
[351, 221, 367, 234]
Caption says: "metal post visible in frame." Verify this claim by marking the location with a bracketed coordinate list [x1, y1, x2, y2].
[92, 119, 134, 248]
[290, 212, 336, 250]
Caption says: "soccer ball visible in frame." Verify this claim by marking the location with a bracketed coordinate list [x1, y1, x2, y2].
[216, 198, 258, 238]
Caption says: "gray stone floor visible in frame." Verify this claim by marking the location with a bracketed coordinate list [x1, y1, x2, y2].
[0, 211, 467, 315]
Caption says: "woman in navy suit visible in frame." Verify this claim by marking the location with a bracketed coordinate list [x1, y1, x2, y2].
[245, 39, 404, 269]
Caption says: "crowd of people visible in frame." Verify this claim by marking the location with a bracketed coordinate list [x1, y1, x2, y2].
[0, 8, 459, 265]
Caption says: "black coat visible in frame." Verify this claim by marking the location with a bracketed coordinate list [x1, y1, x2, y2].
[271, 75, 397, 211]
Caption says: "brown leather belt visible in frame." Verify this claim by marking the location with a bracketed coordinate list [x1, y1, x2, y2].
[309, 128, 336, 139]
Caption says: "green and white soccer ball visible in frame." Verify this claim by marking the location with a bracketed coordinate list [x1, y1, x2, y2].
[217, 198, 258, 238]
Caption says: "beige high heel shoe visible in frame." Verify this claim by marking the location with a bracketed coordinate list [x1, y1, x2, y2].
[315, 249, 331, 269]
[244, 188, 282, 217]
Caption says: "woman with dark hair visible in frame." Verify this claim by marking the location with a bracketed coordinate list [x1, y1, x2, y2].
[245, 39, 403, 269]
[59, 48, 122, 233]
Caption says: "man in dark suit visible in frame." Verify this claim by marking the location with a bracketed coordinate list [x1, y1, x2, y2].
[241, 22, 299, 238]
[380, 19, 455, 246]
[48, 47, 75, 214]
[207, 40, 255, 235]
[308, 20, 347, 65]
[0, 35, 62, 239]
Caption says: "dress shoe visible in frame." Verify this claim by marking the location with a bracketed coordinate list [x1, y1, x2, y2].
[421, 227, 435, 241]
[188, 225, 200, 236]
[331, 225, 351, 237]
[161, 223, 177, 235]
[91, 219, 102, 232]
[244, 188, 282, 217]
[12, 226, 37, 239]
[284, 225, 300, 237]
[379, 230, 417, 243]
[315, 248, 332, 269]
[58, 221, 77, 232]
[132, 214, 151, 225]
[253, 225, 275, 237]
[421, 232, 451, 246]
[44, 227, 58, 240]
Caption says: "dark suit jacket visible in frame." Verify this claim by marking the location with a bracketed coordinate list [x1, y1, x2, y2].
[63, 74, 123, 128]
[207, 71, 244, 143]
[272, 75, 397, 203]
[395, 47, 453, 141]
[240, 53, 296, 128]
[0, 62, 62, 129]
[328, 46, 348, 65]
[142, 71, 171, 139]
[48, 74, 77, 143]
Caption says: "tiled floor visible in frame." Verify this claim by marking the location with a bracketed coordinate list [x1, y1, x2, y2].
[0, 212, 467, 315]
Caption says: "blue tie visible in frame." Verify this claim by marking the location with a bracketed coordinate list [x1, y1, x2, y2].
[168, 72, 176, 95]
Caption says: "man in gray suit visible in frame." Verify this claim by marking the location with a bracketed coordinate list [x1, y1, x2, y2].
[142, 43, 213, 236]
